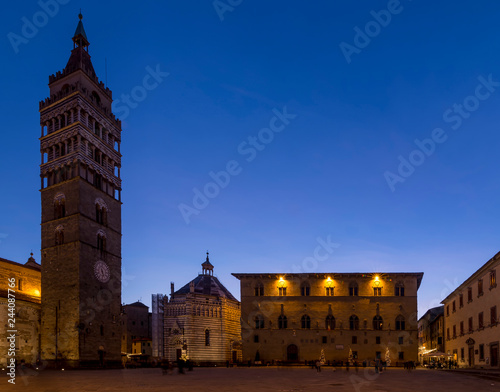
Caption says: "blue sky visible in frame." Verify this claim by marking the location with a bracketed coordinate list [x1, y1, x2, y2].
[1, 1, 500, 317]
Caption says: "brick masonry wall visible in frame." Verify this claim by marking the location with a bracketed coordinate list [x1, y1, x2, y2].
[41, 177, 122, 365]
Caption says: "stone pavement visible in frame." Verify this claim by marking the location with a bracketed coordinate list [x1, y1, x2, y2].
[2, 367, 498, 392]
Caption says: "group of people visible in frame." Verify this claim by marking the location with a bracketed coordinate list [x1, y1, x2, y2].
[403, 361, 416, 370]
[311, 359, 393, 373]
[161, 358, 194, 375]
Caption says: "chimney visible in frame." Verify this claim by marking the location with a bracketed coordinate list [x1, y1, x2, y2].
[170, 282, 174, 297]
[189, 281, 194, 293]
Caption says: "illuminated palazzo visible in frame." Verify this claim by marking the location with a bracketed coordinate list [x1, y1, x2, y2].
[0, 255, 41, 366]
[232, 272, 423, 365]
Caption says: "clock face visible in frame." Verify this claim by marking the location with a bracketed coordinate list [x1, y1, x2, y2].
[94, 261, 110, 283]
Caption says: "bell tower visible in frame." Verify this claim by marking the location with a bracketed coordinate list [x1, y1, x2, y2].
[39, 13, 122, 368]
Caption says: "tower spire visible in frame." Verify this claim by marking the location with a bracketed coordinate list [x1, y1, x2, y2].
[72, 11, 89, 49]
[202, 251, 214, 276]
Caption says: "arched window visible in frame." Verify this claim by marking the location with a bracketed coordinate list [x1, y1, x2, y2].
[349, 315, 359, 330]
[349, 282, 358, 296]
[278, 315, 288, 329]
[55, 225, 64, 246]
[54, 193, 66, 219]
[373, 315, 383, 330]
[254, 315, 264, 329]
[97, 231, 106, 257]
[301, 282, 310, 296]
[92, 91, 101, 106]
[325, 315, 335, 330]
[395, 282, 405, 296]
[95, 198, 109, 226]
[254, 282, 264, 296]
[395, 315, 406, 331]
[301, 315, 311, 329]
[205, 329, 210, 346]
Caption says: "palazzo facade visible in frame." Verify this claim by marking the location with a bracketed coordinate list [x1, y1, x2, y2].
[441, 251, 499, 368]
[232, 272, 423, 365]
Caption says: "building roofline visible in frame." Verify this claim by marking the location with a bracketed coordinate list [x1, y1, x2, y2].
[0, 257, 41, 272]
[440, 250, 500, 304]
[418, 305, 444, 323]
[232, 272, 424, 289]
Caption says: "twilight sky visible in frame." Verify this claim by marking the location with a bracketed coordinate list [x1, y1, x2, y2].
[1, 1, 500, 317]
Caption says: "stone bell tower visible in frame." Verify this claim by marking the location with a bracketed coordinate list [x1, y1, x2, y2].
[39, 13, 122, 368]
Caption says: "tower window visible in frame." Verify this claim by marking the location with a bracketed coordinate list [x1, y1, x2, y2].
[254, 283, 264, 296]
[97, 232, 106, 257]
[300, 283, 310, 296]
[94, 174, 102, 190]
[92, 91, 101, 106]
[205, 329, 210, 346]
[55, 226, 64, 246]
[96, 204, 108, 226]
[18, 278, 22, 291]
[54, 194, 66, 219]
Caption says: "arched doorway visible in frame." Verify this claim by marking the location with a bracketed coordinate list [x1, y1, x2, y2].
[287, 344, 298, 361]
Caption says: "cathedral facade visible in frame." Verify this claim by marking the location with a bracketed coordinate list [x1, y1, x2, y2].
[39, 14, 122, 368]
[162, 255, 242, 365]
[232, 272, 423, 365]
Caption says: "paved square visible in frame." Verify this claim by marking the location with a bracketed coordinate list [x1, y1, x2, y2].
[4, 367, 498, 392]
